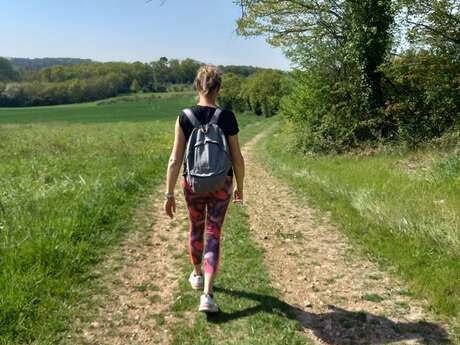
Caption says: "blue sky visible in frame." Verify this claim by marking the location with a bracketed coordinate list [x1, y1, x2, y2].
[1, 0, 292, 70]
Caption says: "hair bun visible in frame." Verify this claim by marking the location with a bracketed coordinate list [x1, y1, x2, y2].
[194, 65, 222, 96]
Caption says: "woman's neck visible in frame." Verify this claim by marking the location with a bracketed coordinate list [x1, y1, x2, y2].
[197, 94, 217, 108]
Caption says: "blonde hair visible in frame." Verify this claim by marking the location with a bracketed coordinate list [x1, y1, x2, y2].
[194, 65, 222, 96]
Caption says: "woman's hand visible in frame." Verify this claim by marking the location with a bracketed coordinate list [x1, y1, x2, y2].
[164, 196, 176, 218]
[233, 187, 243, 204]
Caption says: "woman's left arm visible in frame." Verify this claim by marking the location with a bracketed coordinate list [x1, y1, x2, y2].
[164, 117, 186, 218]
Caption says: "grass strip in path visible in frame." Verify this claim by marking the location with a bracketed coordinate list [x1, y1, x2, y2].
[247, 124, 455, 344]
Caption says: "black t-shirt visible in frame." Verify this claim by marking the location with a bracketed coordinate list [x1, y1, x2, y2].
[179, 105, 239, 176]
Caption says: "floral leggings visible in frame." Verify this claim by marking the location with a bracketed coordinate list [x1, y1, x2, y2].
[181, 175, 233, 275]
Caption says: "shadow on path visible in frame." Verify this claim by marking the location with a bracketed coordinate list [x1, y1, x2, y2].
[206, 286, 451, 345]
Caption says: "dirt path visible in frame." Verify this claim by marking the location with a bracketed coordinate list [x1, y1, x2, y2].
[242, 129, 453, 345]
[68, 183, 189, 345]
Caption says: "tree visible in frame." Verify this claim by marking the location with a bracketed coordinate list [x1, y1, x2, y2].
[0, 57, 19, 82]
[236, 0, 395, 148]
[218, 73, 246, 112]
[3, 83, 27, 106]
[178, 58, 202, 84]
[130, 79, 142, 93]
[381, 50, 460, 144]
[241, 70, 286, 117]
[151, 57, 170, 91]
[400, 0, 460, 53]
[168, 59, 181, 84]
[237, 1, 393, 107]
[344, 0, 394, 110]
[132, 61, 154, 91]
[67, 79, 86, 103]
[219, 64, 265, 77]
[236, 1, 346, 65]
[380, 0, 460, 143]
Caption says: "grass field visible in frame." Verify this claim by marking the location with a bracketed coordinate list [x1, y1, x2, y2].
[0, 93, 263, 344]
[256, 119, 459, 334]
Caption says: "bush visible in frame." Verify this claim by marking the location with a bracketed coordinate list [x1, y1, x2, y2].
[241, 70, 286, 117]
[218, 73, 246, 112]
[279, 64, 393, 153]
[280, 48, 460, 153]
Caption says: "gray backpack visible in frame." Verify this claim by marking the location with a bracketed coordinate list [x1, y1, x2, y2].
[183, 107, 233, 193]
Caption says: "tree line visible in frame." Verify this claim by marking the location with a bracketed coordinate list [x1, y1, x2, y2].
[218, 69, 287, 117]
[234, 0, 460, 150]
[0, 57, 268, 107]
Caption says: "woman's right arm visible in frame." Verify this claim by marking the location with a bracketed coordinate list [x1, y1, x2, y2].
[228, 134, 245, 202]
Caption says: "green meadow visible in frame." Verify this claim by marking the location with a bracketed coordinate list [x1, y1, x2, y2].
[0, 93, 262, 344]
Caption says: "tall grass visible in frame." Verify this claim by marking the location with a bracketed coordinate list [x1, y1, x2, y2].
[256, 119, 459, 332]
[0, 94, 263, 344]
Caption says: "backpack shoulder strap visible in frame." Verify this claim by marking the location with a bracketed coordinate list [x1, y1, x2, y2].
[208, 107, 223, 126]
[182, 108, 201, 128]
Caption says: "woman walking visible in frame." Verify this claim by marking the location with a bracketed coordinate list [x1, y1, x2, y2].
[163, 65, 245, 313]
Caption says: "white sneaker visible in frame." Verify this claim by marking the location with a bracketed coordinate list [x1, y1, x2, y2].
[199, 293, 219, 313]
[188, 271, 204, 290]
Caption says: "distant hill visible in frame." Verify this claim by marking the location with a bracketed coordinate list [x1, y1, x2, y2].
[8, 57, 96, 71]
